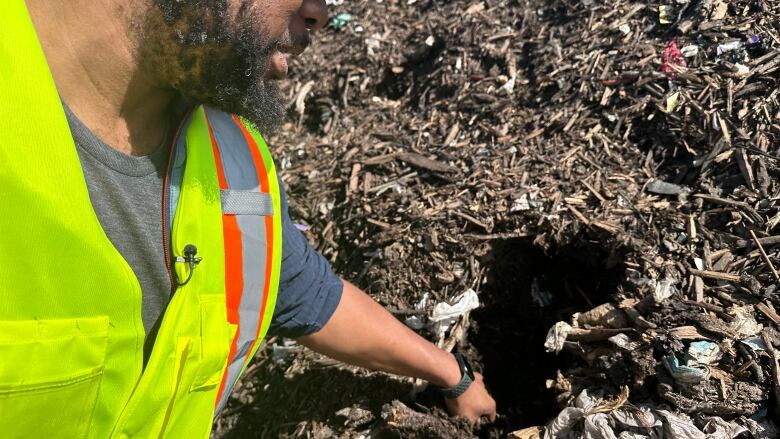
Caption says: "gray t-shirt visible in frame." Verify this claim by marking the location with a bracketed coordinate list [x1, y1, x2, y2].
[65, 106, 343, 359]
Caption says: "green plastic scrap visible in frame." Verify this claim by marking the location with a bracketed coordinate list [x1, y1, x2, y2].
[331, 13, 353, 31]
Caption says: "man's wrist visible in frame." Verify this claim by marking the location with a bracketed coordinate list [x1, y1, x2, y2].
[430, 349, 463, 388]
[438, 353, 475, 399]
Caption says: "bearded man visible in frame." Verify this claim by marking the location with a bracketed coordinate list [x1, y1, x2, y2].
[0, 1, 496, 436]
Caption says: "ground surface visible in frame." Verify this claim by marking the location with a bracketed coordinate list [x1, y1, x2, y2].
[215, 0, 780, 437]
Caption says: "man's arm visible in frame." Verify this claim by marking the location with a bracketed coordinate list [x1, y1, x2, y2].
[298, 280, 497, 424]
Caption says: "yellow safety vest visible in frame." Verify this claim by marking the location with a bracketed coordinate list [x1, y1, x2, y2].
[0, 2, 282, 437]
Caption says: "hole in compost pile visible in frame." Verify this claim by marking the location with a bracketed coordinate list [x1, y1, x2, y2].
[468, 238, 627, 437]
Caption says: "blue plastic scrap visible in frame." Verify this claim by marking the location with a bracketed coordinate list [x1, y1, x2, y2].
[685, 340, 720, 365]
[664, 354, 710, 384]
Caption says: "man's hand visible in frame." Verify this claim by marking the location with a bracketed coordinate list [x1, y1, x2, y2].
[443, 372, 497, 424]
[299, 280, 497, 426]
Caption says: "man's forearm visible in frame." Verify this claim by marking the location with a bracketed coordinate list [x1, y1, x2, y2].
[298, 280, 462, 388]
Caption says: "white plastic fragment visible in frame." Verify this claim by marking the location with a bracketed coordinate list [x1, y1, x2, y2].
[544, 407, 585, 438]
[717, 40, 743, 56]
[501, 75, 517, 93]
[656, 411, 707, 439]
[734, 63, 750, 78]
[583, 413, 618, 439]
[365, 33, 383, 56]
[612, 407, 662, 428]
[703, 417, 749, 439]
[618, 24, 631, 35]
[652, 277, 676, 303]
[646, 179, 685, 195]
[404, 292, 430, 330]
[542, 390, 605, 438]
[541, 389, 753, 438]
[728, 306, 763, 338]
[271, 339, 299, 364]
[430, 289, 479, 336]
[544, 321, 572, 353]
[681, 45, 699, 57]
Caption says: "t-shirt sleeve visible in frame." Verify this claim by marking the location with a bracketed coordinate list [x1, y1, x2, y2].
[267, 177, 344, 338]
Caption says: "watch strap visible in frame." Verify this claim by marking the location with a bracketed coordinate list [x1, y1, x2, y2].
[440, 370, 474, 399]
[440, 353, 475, 399]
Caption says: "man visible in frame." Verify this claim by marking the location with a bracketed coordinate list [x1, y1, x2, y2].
[0, 0, 496, 437]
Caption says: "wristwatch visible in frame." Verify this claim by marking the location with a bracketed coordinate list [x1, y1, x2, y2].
[440, 352, 475, 399]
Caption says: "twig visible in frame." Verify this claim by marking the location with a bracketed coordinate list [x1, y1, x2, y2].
[464, 232, 530, 240]
[688, 268, 741, 283]
[750, 230, 780, 283]
[756, 302, 780, 325]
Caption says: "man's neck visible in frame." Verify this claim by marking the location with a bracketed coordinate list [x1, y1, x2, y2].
[26, 0, 175, 156]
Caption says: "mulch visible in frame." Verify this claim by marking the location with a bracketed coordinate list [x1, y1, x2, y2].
[215, 0, 780, 437]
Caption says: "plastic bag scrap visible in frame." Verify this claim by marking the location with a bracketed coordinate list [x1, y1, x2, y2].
[703, 417, 749, 438]
[429, 289, 479, 336]
[271, 339, 300, 365]
[685, 340, 721, 365]
[680, 45, 699, 58]
[664, 354, 710, 384]
[664, 340, 721, 385]
[404, 289, 480, 335]
[717, 40, 743, 56]
[544, 321, 573, 354]
[540, 389, 749, 439]
[651, 276, 677, 303]
[728, 306, 763, 338]
[403, 292, 429, 330]
[743, 417, 780, 439]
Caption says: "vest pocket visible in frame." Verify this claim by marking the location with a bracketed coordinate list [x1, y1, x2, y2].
[0, 316, 109, 439]
[190, 296, 237, 392]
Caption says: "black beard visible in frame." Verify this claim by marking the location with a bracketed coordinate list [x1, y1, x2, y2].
[145, 1, 285, 134]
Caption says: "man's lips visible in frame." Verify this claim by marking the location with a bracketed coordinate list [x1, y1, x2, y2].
[265, 35, 308, 80]
[267, 51, 289, 80]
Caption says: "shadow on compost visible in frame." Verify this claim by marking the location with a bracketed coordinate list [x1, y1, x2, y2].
[217, 365, 413, 438]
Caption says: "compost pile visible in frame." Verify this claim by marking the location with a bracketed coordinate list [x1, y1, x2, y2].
[215, 0, 780, 437]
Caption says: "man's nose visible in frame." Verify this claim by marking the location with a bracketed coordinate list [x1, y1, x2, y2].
[299, 0, 328, 31]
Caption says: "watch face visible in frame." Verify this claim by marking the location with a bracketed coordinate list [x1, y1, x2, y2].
[457, 353, 475, 380]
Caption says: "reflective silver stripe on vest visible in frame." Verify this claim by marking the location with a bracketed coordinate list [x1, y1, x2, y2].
[220, 189, 274, 216]
[204, 107, 272, 412]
